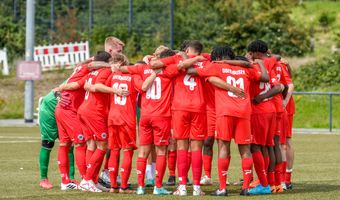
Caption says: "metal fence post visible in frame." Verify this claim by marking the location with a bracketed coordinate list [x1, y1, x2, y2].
[329, 93, 333, 132]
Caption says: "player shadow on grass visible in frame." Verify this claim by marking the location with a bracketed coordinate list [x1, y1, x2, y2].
[284, 183, 340, 194]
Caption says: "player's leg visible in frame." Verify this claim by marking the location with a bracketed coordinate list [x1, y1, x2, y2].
[201, 136, 214, 185]
[166, 135, 177, 186]
[211, 139, 230, 196]
[68, 145, 75, 181]
[38, 105, 58, 189]
[136, 116, 153, 195]
[107, 125, 120, 192]
[152, 116, 172, 195]
[145, 145, 156, 187]
[172, 111, 190, 196]
[273, 113, 284, 193]
[285, 114, 294, 189]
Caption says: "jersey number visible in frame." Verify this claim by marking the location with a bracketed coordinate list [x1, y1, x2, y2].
[226, 76, 244, 97]
[146, 77, 161, 100]
[112, 83, 128, 105]
[184, 75, 197, 91]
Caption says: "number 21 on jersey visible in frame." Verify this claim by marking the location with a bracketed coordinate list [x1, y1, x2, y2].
[226, 76, 244, 97]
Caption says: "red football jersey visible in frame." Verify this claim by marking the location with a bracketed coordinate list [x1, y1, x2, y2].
[160, 55, 207, 112]
[127, 64, 178, 117]
[77, 68, 112, 117]
[250, 63, 278, 114]
[57, 64, 90, 112]
[270, 62, 285, 113]
[106, 71, 139, 128]
[197, 62, 261, 119]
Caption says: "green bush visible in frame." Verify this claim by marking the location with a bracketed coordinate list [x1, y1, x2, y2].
[293, 53, 340, 91]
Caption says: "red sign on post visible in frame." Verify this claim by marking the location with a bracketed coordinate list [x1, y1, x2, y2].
[17, 61, 42, 80]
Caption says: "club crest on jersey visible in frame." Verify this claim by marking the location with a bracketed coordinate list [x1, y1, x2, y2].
[78, 134, 84, 141]
[101, 132, 107, 139]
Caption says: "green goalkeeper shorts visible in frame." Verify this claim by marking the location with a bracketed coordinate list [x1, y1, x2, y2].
[39, 99, 58, 142]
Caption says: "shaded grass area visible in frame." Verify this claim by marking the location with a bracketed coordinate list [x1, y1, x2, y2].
[0, 127, 339, 199]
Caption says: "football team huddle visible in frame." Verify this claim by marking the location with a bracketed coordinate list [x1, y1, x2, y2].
[38, 36, 295, 196]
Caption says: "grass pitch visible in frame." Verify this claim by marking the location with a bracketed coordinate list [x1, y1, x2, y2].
[0, 127, 339, 200]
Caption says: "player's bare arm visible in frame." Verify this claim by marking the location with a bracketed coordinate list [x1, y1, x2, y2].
[58, 82, 80, 91]
[254, 59, 269, 82]
[141, 69, 160, 92]
[177, 55, 206, 71]
[252, 84, 284, 104]
[87, 61, 111, 70]
[207, 76, 246, 98]
[88, 83, 129, 96]
[283, 83, 294, 108]
[213, 60, 252, 68]
[149, 59, 165, 69]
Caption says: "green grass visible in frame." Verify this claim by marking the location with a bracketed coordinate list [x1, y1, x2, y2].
[294, 94, 340, 128]
[0, 127, 339, 199]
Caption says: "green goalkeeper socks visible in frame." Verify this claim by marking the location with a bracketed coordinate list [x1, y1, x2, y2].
[68, 146, 75, 180]
[39, 147, 51, 180]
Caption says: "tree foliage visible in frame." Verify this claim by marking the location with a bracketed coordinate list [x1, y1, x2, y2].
[0, 0, 310, 62]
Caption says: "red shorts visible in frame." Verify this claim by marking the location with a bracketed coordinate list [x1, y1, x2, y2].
[286, 114, 294, 138]
[108, 124, 137, 150]
[139, 116, 171, 146]
[207, 110, 216, 137]
[251, 113, 276, 146]
[55, 107, 85, 144]
[216, 116, 251, 144]
[280, 111, 289, 144]
[275, 112, 284, 136]
[172, 111, 207, 140]
[78, 113, 108, 141]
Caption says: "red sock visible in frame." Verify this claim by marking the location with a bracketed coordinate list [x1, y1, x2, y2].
[85, 148, 106, 181]
[167, 150, 177, 176]
[86, 149, 94, 166]
[275, 163, 283, 186]
[108, 149, 120, 188]
[186, 151, 192, 175]
[264, 156, 270, 172]
[252, 152, 268, 187]
[285, 169, 292, 184]
[242, 157, 253, 189]
[191, 150, 203, 185]
[121, 150, 134, 189]
[203, 154, 213, 178]
[218, 157, 230, 190]
[155, 155, 167, 188]
[75, 145, 87, 179]
[58, 146, 71, 184]
[103, 151, 109, 170]
[177, 150, 187, 185]
[281, 161, 287, 182]
[136, 157, 147, 187]
[268, 171, 275, 187]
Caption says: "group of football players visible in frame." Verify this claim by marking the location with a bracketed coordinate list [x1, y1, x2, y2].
[37, 36, 295, 196]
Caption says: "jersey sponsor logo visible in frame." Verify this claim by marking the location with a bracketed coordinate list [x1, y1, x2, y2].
[222, 68, 246, 75]
[89, 70, 99, 76]
[101, 132, 107, 139]
[112, 75, 132, 81]
[78, 134, 84, 141]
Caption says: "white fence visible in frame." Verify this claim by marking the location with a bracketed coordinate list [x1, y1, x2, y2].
[0, 48, 9, 75]
[34, 41, 90, 71]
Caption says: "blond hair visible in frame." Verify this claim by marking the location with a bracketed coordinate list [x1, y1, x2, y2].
[105, 36, 125, 50]
[111, 53, 129, 66]
[154, 45, 170, 57]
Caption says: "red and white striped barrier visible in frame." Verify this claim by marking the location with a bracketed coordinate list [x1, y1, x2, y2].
[34, 41, 90, 71]
[0, 48, 9, 75]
